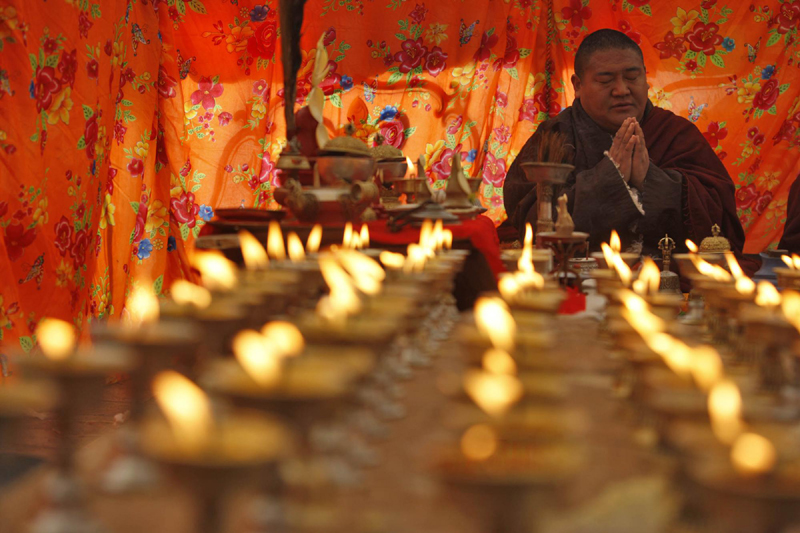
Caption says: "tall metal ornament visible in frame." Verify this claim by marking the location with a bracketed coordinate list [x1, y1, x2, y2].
[658, 234, 681, 294]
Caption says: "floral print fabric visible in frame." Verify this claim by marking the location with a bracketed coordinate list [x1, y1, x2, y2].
[0, 0, 799, 352]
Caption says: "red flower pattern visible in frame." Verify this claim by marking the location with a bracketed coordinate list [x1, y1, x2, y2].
[736, 183, 758, 209]
[394, 38, 428, 73]
[474, 31, 499, 61]
[34, 67, 61, 113]
[54, 216, 73, 256]
[561, 0, 592, 28]
[379, 119, 405, 148]
[753, 79, 780, 111]
[754, 190, 773, 215]
[777, 1, 800, 34]
[5, 223, 36, 262]
[247, 20, 278, 59]
[703, 122, 728, 148]
[190, 77, 224, 110]
[171, 192, 200, 228]
[685, 21, 723, 56]
[482, 152, 507, 187]
[654, 31, 686, 60]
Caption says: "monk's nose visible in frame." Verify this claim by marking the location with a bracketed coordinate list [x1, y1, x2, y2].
[611, 78, 630, 96]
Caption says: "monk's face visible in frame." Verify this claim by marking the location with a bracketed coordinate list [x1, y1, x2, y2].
[571, 48, 649, 133]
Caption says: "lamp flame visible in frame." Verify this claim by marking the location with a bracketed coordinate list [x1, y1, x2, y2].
[192, 250, 238, 291]
[610, 230, 621, 253]
[781, 291, 800, 331]
[464, 370, 523, 418]
[170, 280, 212, 310]
[474, 297, 516, 352]
[404, 243, 428, 273]
[611, 253, 632, 286]
[755, 281, 781, 308]
[360, 225, 370, 249]
[731, 433, 777, 477]
[686, 239, 698, 253]
[267, 222, 286, 260]
[690, 346, 724, 391]
[461, 424, 498, 461]
[633, 257, 661, 295]
[239, 230, 269, 270]
[333, 249, 385, 296]
[261, 321, 305, 359]
[601, 242, 616, 270]
[406, 156, 415, 178]
[287, 232, 306, 262]
[380, 251, 405, 270]
[343, 222, 354, 250]
[690, 255, 731, 282]
[443, 229, 454, 250]
[233, 330, 282, 387]
[708, 379, 744, 445]
[126, 283, 160, 328]
[152, 371, 213, 453]
[36, 318, 76, 360]
[482, 348, 517, 375]
[306, 224, 322, 254]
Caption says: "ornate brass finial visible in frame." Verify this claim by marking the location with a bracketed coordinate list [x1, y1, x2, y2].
[699, 224, 731, 253]
[658, 234, 675, 272]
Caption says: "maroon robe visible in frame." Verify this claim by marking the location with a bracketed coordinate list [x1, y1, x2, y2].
[779, 175, 800, 253]
[503, 99, 758, 275]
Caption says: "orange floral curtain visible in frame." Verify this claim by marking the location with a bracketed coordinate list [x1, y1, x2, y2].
[1, 0, 799, 352]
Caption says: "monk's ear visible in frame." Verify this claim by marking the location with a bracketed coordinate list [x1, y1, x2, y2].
[571, 74, 581, 98]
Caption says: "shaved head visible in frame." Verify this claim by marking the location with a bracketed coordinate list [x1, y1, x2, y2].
[574, 29, 644, 79]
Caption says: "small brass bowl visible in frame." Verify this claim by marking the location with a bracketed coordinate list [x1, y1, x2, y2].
[519, 162, 574, 184]
[316, 153, 375, 184]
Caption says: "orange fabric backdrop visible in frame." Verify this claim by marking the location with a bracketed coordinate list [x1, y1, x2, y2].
[1, 0, 799, 352]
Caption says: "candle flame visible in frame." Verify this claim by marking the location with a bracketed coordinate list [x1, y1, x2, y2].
[731, 433, 777, 477]
[233, 330, 282, 387]
[443, 229, 453, 250]
[781, 291, 800, 331]
[287, 232, 306, 262]
[170, 280, 212, 310]
[618, 290, 650, 316]
[261, 321, 305, 358]
[461, 424, 498, 461]
[690, 346, 724, 391]
[238, 230, 269, 270]
[192, 250, 238, 291]
[524, 223, 533, 249]
[126, 283, 160, 327]
[601, 242, 616, 270]
[152, 371, 213, 453]
[708, 379, 744, 445]
[782, 255, 793, 269]
[404, 243, 428, 273]
[433, 219, 444, 252]
[686, 239, 698, 253]
[611, 254, 632, 286]
[633, 257, 661, 295]
[482, 348, 517, 375]
[498, 275, 521, 300]
[420, 219, 434, 253]
[406, 156, 414, 177]
[726, 253, 756, 295]
[36, 318, 76, 360]
[334, 249, 385, 296]
[755, 281, 781, 308]
[474, 297, 516, 352]
[343, 222, 354, 250]
[306, 224, 322, 254]
[380, 250, 405, 270]
[360, 224, 370, 249]
[267, 221, 286, 260]
[609, 230, 621, 253]
[464, 370, 523, 418]
[690, 255, 731, 282]
[318, 254, 362, 320]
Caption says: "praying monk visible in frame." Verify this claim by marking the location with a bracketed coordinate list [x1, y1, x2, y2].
[503, 29, 757, 274]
